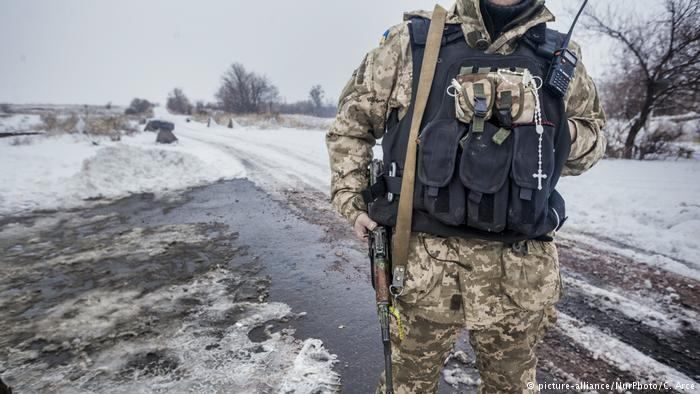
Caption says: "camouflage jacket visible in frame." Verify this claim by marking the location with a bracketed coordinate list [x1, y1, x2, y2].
[326, 0, 607, 226]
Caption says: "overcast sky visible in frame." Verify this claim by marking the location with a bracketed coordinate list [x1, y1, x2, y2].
[0, 0, 655, 106]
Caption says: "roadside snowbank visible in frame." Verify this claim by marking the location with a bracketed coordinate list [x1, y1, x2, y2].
[0, 132, 245, 215]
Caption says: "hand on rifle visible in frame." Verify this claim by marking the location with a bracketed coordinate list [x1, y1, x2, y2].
[354, 213, 378, 240]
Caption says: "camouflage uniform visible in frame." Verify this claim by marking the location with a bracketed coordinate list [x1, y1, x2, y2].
[326, 0, 606, 392]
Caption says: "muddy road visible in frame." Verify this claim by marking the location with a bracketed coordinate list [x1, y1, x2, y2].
[1, 179, 698, 393]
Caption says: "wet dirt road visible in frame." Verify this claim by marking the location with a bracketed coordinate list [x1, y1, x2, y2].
[1, 179, 698, 393]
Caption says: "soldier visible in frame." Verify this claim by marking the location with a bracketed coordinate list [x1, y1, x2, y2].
[326, 0, 606, 393]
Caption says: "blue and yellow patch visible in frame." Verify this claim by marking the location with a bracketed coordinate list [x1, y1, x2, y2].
[379, 29, 390, 45]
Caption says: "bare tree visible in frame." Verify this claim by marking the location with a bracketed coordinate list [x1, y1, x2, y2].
[309, 85, 324, 114]
[274, 86, 337, 118]
[194, 100, 208, 115]
[585, 0, 700, 158]
[250, 74, 279, 113]
[216, 63, 278, 113]
[167, 88, 193, 115]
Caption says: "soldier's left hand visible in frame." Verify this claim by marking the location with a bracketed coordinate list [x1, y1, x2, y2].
[354, 213, 378, 240]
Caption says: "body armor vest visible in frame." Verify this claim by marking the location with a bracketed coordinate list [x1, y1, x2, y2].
[367, 18, 572, 243]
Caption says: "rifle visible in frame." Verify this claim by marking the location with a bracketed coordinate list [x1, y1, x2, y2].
[367, 159, 394, 393]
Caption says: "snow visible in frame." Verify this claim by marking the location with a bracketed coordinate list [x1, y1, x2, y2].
[1, 265, 340, 393]
[154, 110, 331, 194]
[0, 113, 42, 134]
[279, 339, 341, 392]
[0, 128, 245, 215]
[556, 313, 697, 388]
[563, 276, 699, 333]
[442, 351, 479, 388]
[443, 366, 479, 388]
[558, 160, 700, 278]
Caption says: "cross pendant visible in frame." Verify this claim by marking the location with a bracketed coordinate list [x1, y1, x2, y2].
[532, 170, 548, 190]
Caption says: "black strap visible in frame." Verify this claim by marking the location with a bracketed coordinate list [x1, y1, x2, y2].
[361, 175, 403, 204]
[522, 25, 567, 60]
[496, 90, 513, 129]
[409, 17, 463, 47]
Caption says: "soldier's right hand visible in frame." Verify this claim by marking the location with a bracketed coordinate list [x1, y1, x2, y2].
[354, 213, 378, 240]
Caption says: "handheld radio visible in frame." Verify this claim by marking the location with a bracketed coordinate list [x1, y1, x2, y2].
[545, 0, 589, 97]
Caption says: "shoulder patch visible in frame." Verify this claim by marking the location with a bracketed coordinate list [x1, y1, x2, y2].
[380, 29, 390, 45]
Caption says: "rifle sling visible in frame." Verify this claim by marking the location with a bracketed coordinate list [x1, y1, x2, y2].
[391, 5, 448, 293]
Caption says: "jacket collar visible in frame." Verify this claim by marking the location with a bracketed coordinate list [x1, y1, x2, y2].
[405, 0, 555, 54]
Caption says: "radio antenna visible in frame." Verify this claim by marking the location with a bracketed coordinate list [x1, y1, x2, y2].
[561, 0, 589, 49]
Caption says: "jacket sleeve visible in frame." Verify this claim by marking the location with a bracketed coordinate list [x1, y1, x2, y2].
[325, 24, 406, 225]
[562, 41, 607, 176]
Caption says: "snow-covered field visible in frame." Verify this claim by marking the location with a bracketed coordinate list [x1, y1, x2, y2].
[0, 113, 43, 134]
[559, 160, 700, 278]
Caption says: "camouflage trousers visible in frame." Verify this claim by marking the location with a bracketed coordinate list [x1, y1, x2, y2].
[376, 232, 563, 394]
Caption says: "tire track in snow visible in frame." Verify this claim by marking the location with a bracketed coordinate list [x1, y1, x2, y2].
[555, 312, 698, 388]
[557, 279, 699, 379]
[561, 231, 700, 282]
[176, 127, 329, 193]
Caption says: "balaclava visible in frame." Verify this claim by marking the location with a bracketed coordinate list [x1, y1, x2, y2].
[480, 0, 535, 40]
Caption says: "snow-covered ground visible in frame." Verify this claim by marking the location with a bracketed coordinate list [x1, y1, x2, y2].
[0, 113, 43, 134]
[0, 125, 245, 215]
[559, 160, 700, 278]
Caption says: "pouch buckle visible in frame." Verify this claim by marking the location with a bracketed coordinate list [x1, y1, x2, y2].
[390, 266, 406, 298]
[474, 96, 488, 118]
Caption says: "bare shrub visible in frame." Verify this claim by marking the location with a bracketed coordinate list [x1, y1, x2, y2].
[124, 98, 154, 116]
[40, 113, 79, 133]
[9, 136, 34, 146]
[194, 101, 208, 116]
[167, 88, 193, 115]
[638, 126, 684, 159]
[0, 103, 12, 114]
[38, 110, 136, 139]
[85, 115, 136, 139]
[61, 114, 79, 133]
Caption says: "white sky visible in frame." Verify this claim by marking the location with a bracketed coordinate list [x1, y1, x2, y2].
[0, 0, 656, 106]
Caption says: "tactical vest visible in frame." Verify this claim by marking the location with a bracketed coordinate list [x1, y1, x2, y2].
[367, 18, 572, 243]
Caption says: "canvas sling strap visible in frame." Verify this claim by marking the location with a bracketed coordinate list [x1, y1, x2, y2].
[390, 4, 448, 297]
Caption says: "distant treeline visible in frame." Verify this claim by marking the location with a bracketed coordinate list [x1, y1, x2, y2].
[123, 63, 337, 119]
